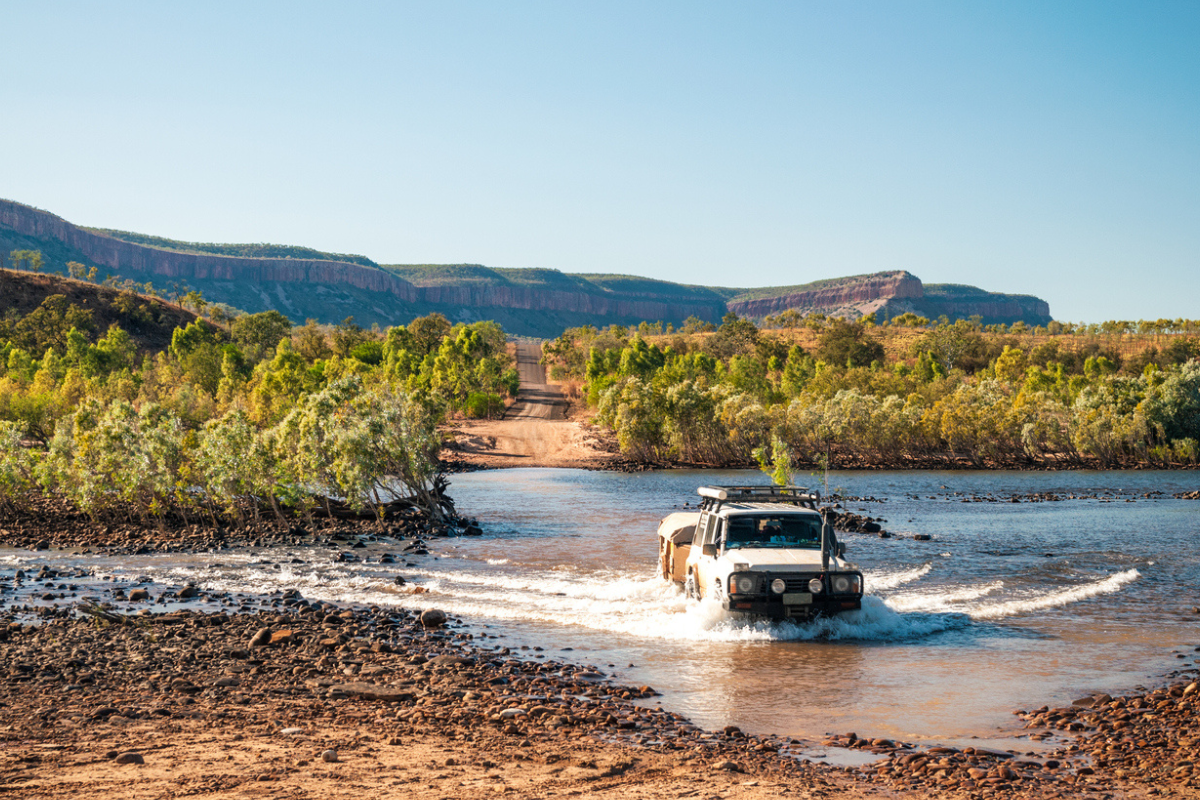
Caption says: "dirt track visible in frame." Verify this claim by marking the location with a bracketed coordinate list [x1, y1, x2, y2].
[447, 341, 616, 469]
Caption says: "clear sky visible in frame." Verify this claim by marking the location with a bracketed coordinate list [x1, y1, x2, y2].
[3, 1, 1197, 322]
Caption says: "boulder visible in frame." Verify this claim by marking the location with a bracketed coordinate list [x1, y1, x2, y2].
[419, 608, 448, 629]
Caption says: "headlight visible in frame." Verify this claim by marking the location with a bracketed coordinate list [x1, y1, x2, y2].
[735, 576, 756, 594]
[830, 574, 862, 594]
[770, 578, 787, 594]
[808, 578, 823, 594]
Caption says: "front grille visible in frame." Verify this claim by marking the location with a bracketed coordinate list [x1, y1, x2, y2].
[774, 573, 862, 595]
[780, 576, 818, 593]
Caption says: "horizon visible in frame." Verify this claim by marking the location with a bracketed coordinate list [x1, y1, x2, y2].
[3, 1, 1197, 323]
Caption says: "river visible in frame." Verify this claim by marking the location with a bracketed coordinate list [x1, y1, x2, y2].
[3, 468, 1198, 750]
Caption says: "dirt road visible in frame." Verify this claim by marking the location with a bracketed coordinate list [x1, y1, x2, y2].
[446, 341, 616, 468]
[508, 340, 566, 420]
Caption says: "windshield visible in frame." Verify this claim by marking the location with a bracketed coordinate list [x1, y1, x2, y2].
[724, 514, 822, 549]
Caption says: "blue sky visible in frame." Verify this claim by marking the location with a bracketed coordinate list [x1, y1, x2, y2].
[3, 1, 1197, 322]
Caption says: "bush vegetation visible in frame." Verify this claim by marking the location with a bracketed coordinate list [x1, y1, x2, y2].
[0, 293, 519, 522]
[542, 313, 1200, 468]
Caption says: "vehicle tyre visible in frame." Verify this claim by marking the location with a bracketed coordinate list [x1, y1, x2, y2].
[712, 580, 724, 603]
[684, 572, 698, 600]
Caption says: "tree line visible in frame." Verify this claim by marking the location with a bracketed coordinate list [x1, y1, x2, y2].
[0, 291, 519, 523]
[541, 313, 1200, 468]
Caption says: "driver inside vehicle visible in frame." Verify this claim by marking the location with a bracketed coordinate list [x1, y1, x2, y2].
[761, 521, 784, 542]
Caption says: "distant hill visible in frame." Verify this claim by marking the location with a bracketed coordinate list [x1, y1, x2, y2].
[0, 198, 1052, 335]
[724, 271, 1050, 326]
[0, 267, 198, 353]
[92, 228, 380, 268]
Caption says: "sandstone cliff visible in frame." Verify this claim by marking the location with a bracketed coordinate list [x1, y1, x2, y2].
[727, 272, 924, 317]
[0, 200, 727, 332]
[0, 199, 421, 301]
[916, 284, 1051, 324]
[0, 198, 1052, 334]
[726, 272, 1052, 327]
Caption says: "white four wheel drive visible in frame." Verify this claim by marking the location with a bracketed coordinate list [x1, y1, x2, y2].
[657, 485, 864, 620]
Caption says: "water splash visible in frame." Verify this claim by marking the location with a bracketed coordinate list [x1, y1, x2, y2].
[866, 563, 933, 591]
[964, 569, 1140, 620]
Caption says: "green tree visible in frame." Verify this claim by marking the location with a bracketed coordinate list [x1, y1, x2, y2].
[8, 250, 44, 273]
[754, 434, 794, 486]
[816, 319, 885, 367]
[231, 310, 293, 364]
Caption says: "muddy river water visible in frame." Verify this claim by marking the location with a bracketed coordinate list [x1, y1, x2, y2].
[4, 468, 1199, 750]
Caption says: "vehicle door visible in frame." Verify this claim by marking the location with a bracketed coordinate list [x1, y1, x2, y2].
[685, 511, 709, 581]
[695, 515, 723, 598]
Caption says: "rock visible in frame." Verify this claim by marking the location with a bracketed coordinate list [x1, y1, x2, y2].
[33, 539, 50, 551]
[114, 752, 144, 765]
[419, 608, 447, 629]
[178, 584, 200, 599]
[249, 628, 272, 648]
[500, 708, 528, 719]
[714, 760, 743, 772]
[269, 630, 294, 646]
[128, 588, 150, 602]
[327, 683, 414, 702]
[427, 653, 473, 667]
[321, 749, 339, 763]
[913, 534, 932, 541]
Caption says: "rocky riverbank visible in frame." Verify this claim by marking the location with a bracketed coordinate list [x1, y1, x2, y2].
[0, 597, 858, 799]
[0, 494, 483, 556]
[2, 569, 1200, 798]
[3, 497, 1200, 799]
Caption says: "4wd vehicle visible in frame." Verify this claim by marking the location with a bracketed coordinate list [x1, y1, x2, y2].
[657, 485, 864, 621]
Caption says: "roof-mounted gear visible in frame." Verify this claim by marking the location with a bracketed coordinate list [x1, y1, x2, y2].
[696, 485, 821, 512]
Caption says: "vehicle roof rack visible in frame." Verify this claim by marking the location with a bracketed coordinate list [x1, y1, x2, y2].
[696, 485, 822, 511]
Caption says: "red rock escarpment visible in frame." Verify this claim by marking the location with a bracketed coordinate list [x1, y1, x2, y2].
[921, 296, 1051, 322]
[726, 271, 924, 317]
[0, 199, 421, 301]
[0, 200, 725, 323]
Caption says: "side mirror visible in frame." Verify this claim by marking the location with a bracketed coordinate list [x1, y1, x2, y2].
[701, 544, 718, 557]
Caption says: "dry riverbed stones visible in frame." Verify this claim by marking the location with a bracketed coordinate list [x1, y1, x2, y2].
[2, 596, 1197, 799]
